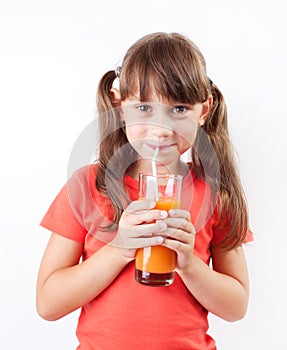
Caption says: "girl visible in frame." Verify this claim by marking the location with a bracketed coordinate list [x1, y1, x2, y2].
[37, 32, 253, 349]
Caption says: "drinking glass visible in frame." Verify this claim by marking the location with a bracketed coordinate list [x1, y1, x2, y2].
[135, 173, 182, 286]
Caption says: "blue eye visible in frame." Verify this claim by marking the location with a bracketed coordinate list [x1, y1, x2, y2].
[137, 104, 152, 113]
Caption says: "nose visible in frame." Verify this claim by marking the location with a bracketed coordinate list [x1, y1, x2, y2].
[150, 108, 174, 139]
[150, 123, 173, 139]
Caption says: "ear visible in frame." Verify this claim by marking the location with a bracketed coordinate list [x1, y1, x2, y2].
[109, 88, 121, 107]
[198, 95, 213, 126]
[110, 88, 125, 123]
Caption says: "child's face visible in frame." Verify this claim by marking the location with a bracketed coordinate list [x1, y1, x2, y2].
[119, 90, 210, 169]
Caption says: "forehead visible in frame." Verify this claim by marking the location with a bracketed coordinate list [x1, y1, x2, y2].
[122, 86, 172, 104]
[120, 68, 206, 105]
[122, 80, 184, 104]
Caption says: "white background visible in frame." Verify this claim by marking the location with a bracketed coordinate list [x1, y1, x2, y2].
[1, 0, 287, 348]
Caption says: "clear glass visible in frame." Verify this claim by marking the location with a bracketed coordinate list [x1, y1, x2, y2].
[135, 174, 182, 287]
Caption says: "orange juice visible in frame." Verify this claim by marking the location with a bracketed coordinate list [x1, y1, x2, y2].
[135, 197, 180, 286]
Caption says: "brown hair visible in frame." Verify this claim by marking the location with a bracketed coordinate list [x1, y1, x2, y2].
[96, 32, 248, 250]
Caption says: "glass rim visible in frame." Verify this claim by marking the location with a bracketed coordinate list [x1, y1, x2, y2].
[139, 173, 183, 180]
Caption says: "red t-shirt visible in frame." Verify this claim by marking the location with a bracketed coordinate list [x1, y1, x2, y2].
[40, 163, 253, 350]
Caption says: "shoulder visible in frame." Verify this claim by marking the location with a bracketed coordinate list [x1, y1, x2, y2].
[68, 163, 99, 191]
[64, 163, 101, 211]
[70, 162, 99, 181]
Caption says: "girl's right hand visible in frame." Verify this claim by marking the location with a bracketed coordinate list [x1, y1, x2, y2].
[110, 199, 168, 258]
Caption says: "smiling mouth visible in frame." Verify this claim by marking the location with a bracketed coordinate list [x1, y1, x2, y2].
[147, 143, 175, 152]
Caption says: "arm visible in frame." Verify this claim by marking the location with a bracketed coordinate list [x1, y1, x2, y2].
[36, 200, 167, 321]
[161, 209, 250, 322]
[36, 233, 132, 321]
[177, 246, 249, 322]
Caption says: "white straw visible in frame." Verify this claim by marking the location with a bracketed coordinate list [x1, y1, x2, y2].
[152, 147, 159, 177]
[151, 147, 160, 201]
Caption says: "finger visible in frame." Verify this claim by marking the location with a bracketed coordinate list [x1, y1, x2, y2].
[165, 217, 195, 233]
[127, 220, 167, 237]
[133, 209, 168, 225]
[123, 200, 166, 224]
[134, 236, 164, 248]
[109, 236, 164, 249]
[159, 227, 193, 242]
[125, 199, 155, 214]
[111, 235, 164, 249]
[168, 209, 191, 221]
[161, 237, 190, 252]
[159, 222, 196, 247]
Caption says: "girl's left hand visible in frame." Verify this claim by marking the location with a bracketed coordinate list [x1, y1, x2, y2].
[160, 209, 196, 272]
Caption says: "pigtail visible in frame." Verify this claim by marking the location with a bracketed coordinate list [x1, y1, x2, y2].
[193, 84, 248, 250]
[96, 71, 136, 228]
[97, 70, 117, 115]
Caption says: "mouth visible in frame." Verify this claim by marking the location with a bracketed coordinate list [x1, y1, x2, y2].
[147, 143, 176, 153]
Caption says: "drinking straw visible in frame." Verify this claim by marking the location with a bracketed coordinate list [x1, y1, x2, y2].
[152, 147, 160, 201]
[152, 147, 159, 177]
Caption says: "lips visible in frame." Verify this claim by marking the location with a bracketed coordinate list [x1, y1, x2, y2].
[147, 143, 176, 152]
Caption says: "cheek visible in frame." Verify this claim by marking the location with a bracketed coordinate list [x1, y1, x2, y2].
[175, 123, 198, 147]
[125, 125, 146, 142]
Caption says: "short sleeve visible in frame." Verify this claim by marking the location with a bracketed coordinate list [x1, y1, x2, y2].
[40, 181, 87, 243]
[243, 228, 254, 244]
[211, 204, 254, 246]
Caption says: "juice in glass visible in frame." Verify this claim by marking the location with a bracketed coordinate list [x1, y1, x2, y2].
[135, 174, 182, 286]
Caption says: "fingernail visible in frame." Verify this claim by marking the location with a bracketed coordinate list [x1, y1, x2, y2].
[169, 209, 175, 215]
[156, 236, 163, 243]
[159, 221, 166, 230]
[148, 200, 156, 208]
[160, 210, 167, 218]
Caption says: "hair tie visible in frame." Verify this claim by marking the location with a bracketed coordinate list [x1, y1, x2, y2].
[115, 66, 121, 78]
